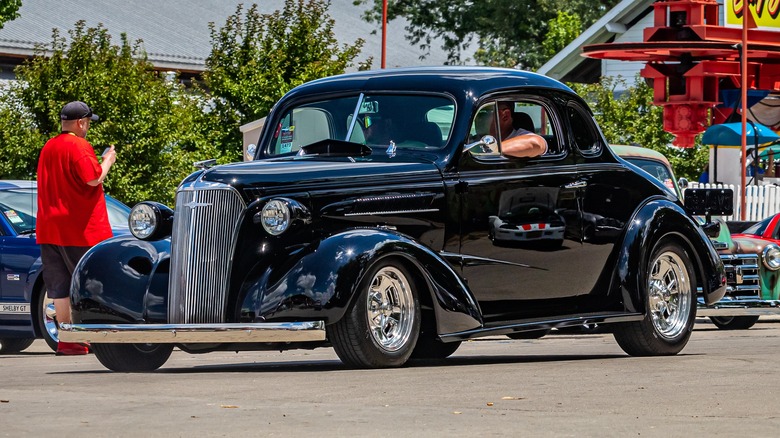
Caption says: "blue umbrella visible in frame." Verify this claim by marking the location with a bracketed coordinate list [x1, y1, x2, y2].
[702, 121, 779, 146]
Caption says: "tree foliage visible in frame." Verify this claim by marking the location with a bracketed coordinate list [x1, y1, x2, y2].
[203, 0, 370, 159]
[542, 11, 581, 60]
[354, 0, 619, 68]
[1, 22, 219, 205]
[571, 76, 708, 180]
[0, 0, 21, 29]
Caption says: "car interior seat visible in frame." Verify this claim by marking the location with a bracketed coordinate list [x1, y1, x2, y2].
[512, 112, 535, 134]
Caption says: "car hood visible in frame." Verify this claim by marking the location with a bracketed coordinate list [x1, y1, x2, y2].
[729, 235, 774, 255]
[194, 158, 443, 193]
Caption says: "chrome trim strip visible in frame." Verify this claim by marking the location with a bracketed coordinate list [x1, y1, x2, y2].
[58, 321, 326, 343]
[344, 208, 439, 216]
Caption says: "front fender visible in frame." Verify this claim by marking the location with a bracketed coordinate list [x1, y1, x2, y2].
[617, 198, 726, 313]
[70, 235, 171, 324]
[239, 228, 482, 334]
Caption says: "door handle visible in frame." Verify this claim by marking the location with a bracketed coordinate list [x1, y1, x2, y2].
[564, 180, 587, 189]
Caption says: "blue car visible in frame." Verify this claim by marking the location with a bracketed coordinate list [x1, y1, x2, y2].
[0, 180, 130, 353]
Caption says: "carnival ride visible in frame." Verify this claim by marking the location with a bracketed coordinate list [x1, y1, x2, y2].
[582, 0, 780, 148]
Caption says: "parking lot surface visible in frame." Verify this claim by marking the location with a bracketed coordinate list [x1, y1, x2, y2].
[2, 317, 780, 437]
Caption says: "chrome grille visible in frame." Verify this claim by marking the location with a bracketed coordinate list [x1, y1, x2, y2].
[719, 253, 760, 299]
[168, 183, 245, 324]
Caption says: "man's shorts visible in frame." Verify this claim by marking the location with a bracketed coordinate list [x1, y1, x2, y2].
[40, 244, 91, 299]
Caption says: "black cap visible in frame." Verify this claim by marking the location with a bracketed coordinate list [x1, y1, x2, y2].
[60, 101, 99, 121]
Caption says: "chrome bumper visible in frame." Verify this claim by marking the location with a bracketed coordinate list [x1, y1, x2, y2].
[697, 301, 780, 316]
[58, 321, 326, 344]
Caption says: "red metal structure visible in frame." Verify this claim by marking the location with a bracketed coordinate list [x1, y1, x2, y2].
[582, 0, 780, 148]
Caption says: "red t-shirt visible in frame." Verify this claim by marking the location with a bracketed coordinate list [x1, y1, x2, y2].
[36, 133, 112, 246]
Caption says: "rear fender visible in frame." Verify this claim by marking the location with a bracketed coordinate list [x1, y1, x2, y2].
[70, 235, 171, 324]
[239, 228, 482, 334]
[617, 198, 726, 312]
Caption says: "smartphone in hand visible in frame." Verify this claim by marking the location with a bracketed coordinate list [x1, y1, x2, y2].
[102, 147, 111, 157]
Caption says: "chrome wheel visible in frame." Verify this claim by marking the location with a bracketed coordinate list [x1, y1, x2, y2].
[36, 287, 59, 351]
[366, 266, 415, 352]
[647, 250, 692, 340]
[613, 239, 696, 356]
[328, 257, 421, 368]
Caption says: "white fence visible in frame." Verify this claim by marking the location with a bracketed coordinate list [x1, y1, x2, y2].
[688, 182, 780, 222]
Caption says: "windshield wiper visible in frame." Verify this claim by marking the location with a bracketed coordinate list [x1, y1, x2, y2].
[17, 229, 35, 236]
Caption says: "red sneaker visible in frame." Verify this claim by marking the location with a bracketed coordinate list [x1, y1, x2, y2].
[56, 341, 90, 356]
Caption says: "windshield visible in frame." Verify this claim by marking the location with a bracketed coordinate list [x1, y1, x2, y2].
[742, 215, 773, 236]
[266, 94, 455, 156]
[0, 188, 36, 234]
[0, 187, 130, 235]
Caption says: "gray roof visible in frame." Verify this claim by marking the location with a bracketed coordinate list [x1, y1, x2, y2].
[0, 0, 454, 74]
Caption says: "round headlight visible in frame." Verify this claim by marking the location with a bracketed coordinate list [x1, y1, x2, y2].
[129, 203, 158, 239]
[763, 244, 780, 271]
[261, 199, 291, 236]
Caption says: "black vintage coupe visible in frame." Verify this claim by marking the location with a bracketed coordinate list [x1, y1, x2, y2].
[61, 67, 727, 371]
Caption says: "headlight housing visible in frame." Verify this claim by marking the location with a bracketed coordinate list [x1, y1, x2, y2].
[762, 244, 780, 271]
[129, 201, 174, 240]
[254, 198, 310, 236]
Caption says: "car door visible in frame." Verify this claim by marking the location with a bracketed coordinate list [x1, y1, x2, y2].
[0, 190, 38, 301]
[454, 96, 587, 322]
[567, 102, 640, 296]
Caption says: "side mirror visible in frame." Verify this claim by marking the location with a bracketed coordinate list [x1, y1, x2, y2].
[677, 177, 688, 190]
[464, 135, 497, 154]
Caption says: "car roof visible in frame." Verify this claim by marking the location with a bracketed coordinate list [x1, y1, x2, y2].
[610, 145, 672, 168]
[281, 66, 576, 102]
[0, 180, 36, 190]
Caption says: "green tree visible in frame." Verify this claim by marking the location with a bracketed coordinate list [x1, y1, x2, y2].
[203, 0, 370, 160]
[542, 11, 581, 60]
[0, 22, 217, 205]
[571, 76, 708, 180]
[354, 0, 619, 69]
[0, 0, 21, 29]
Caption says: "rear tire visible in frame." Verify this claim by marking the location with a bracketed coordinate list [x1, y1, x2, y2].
[710, 316, 759, 330]
[0, 338, 35, 354]
[92, 343, 174, 372]
[328, 257, 421, 368]
[613, 239, 696, 356]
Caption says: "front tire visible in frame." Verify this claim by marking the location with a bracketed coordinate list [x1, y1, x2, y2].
[613, 239, 696, 356]
[0, 338, 35, 354]
[92, 343, 174, 372]
[328, 257, 421, 368]
[710, 316, 759, 330]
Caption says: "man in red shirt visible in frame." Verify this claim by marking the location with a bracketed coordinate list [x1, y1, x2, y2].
[36, 101, 117, 355]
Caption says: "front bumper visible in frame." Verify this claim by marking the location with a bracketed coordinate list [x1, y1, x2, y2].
[58, 321, 326, 344]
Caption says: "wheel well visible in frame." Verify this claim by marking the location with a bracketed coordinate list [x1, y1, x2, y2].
[393, 255, 436, 340]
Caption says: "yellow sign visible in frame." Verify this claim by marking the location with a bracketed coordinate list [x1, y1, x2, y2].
[725, 0, 780, 31]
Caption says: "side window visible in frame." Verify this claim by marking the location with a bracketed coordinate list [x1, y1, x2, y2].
[567, 104, 600, 154]
[468, 103, 499, 155]
[468, 99, 560, 157]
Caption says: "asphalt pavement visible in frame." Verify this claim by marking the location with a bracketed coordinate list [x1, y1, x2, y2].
[2, 317, 780, 437]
